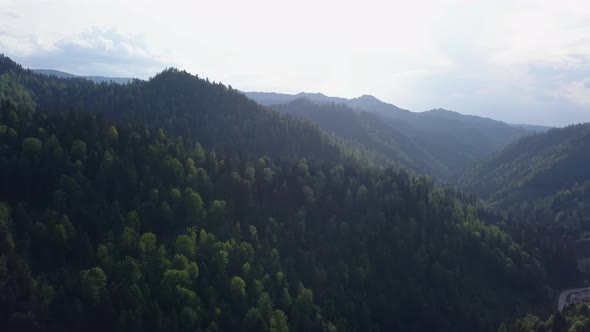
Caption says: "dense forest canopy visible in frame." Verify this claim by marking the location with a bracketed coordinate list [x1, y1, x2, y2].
[0, 54, 378, 167]
[459, 123, 590, 209]
[502, 303, 590, 332]
[458, 123, 590, 290]
[0, 53, 590, 331]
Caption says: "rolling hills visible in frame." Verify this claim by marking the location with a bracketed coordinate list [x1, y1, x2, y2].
[0, 54, 555, 331]
[10, 60, 547, 180]
[264, 95, 537, 178]
[1, 55, 364, 165]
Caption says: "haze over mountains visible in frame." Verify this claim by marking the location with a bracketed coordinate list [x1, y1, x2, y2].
[22, 66, 551, 179]
[246, 91, 551, 131]
[3, 51, 590, 332]
[32, 69, 134, 84]
[247, 92, 549, 178]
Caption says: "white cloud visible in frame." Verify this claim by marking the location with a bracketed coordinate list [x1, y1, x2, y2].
[551, 80, 590, 106]
[0, 33, 42, 55]
[1, 0, 590, 125]
[2, 28, 170, 78]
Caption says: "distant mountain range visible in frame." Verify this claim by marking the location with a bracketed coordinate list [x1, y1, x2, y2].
[247, 92, 551, 178]
[0, 57, 349, 164]
[245, 91, 551, 132]
[20, 69, 553, 179]
[245, 91, 411, 117]
[32, 69, 134, 84]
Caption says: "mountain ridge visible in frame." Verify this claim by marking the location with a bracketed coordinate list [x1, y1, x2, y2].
[0, 54, 375, 167]
[0, 54, 553, 331]
[32, 69, 135, 84]
[458, 122, 590, 210]
[245, 91, 551, 130]
[264, 95, 537, 178]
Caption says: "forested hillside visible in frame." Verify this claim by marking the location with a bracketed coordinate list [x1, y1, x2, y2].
[255, 93, 533, 178]
[272, 98, 448, 177]
[460, 123, 590, 212]
[2, 54, 533, 180]
[0, 55, 556, 331]
[0, 55, 373, 166]
[501, 303, 590, 332]
[458, 123, 590, 289]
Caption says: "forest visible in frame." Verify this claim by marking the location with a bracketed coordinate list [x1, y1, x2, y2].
[250, 92, 535, 179]
[459, 123, 590, 292]
[2, 53, 590, 331]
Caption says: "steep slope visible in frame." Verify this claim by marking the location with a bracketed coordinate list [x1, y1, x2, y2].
[0, 103, 551, 331]
[458, 123, 590, 289]
[403, 109, 533, 172]
[248, 91, 533, 177]
[411, 108, 531, 152]
[459, 123, 590, 208]
[1, 54, 361, 164]
[272, 98, 449, 177]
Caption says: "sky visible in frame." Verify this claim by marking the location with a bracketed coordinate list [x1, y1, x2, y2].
[1, 0, 590, 126]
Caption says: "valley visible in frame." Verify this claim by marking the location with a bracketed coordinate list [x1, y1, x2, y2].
[247, 93, 538, 179]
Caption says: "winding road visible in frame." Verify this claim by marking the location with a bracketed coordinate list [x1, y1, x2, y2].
[558, 287, 590, 311]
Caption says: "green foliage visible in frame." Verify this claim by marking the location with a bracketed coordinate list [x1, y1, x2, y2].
[71, 140, 87, 161]
[460, 123, 590, 208]
[503, 303, 590, 332]
[0, 73, 36, 112]
[79, 267, 107, 305]
[0, 55, 556, 331]
[139, 233, 157, 258]
[459, 123, 590, 288]
[22, 137, 42, 156]
[231, 276, 246, 298]
[0, 57, 353, 164]
[108, 126, 119, 142]
[183, 188, 203, 226]
[270, 309, 289, 332]
[272, 98, 530, 179]
[244, 307, 264, 331]
[161, 269, 190, 289]
[175, 233, 197, 260]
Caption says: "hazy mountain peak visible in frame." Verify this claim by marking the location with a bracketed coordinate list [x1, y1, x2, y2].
[296, 92, 327, 98]
[427, 108, 453, 112]
[356, 94, 379, 101]
[32, 68, 134, 84]
[423, 108, 463, 117]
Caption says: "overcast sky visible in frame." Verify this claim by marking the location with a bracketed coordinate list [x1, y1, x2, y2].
[2, 0, 590, 126]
